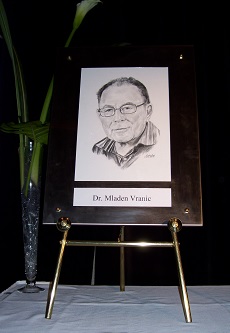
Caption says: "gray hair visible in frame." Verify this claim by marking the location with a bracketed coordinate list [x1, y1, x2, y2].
[97, 77, 150, 104]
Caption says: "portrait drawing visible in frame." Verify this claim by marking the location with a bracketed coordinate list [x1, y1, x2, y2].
[74, 67, 171, 182]
[92, 77, 160, 169]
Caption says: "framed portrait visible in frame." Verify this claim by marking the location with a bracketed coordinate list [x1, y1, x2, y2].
[43, 45, 202, 226]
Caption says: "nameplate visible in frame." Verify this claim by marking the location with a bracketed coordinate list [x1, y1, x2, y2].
[73, 188, 171, 207]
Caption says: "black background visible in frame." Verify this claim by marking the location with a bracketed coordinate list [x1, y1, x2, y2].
[0, 0, 229, 292]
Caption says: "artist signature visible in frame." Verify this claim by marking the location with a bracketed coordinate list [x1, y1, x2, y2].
[145, 154, 155, 158]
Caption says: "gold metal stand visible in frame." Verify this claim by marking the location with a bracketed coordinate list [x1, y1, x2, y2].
[45, 217, 192, 323]
[118, 226, 125, 291]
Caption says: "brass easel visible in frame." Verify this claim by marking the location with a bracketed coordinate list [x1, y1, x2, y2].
[45, 217, 192, 323]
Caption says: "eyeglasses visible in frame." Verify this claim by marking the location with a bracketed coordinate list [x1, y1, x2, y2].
[97, 102, 146, 117]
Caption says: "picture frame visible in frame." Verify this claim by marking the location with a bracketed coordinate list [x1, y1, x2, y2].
[42, 44, 202, 226]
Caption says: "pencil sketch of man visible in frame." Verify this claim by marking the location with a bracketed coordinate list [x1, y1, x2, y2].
[92, 77, 160, 168]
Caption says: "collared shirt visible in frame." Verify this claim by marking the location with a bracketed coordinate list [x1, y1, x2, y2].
[92, 121, 160, 168]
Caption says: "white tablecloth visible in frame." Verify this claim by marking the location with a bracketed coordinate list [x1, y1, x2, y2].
[0, 281, 230, 332]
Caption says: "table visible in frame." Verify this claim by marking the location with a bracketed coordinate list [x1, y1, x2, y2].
[0, 281, 230, 332]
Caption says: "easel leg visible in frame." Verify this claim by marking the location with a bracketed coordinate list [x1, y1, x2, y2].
[45, 218, 71, 319]
[119, 226, 125, 291]
[168, 218, 192, 323]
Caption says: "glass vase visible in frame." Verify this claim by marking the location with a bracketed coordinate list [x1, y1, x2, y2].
[18, 141, 44, 293]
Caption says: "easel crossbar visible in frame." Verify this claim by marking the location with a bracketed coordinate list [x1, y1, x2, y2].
[64, 240, 175, 247]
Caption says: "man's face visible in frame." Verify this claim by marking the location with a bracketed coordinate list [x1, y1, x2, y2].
[98, 83, 152, 143]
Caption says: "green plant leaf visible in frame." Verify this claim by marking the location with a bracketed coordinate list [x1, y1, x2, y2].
[0, 0, 102, 195]
[0, 121, 49, 145]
